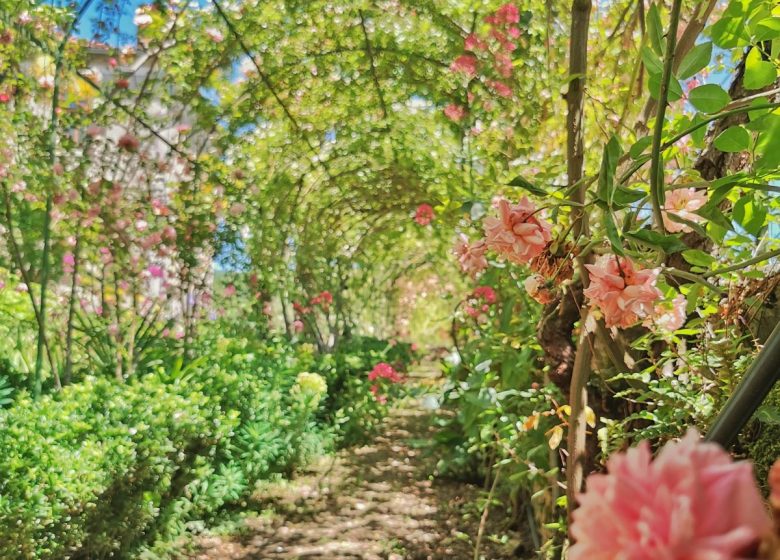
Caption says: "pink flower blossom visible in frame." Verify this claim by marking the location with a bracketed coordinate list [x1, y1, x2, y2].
[494, 53, 513, 78]
[370, 384, 388, 404]
[38, 76, 55, 90]
[443, 103, 467, 122]
[583, 255, 662, 329]
[651, 293, 687, 332]
[488, 79, 512, 98]
[464, 33, 487, 52]
[63, 252, 75, 273]
[453, 234, 488, 277]
[0, 91, 10, 104]
[662, 188, 707, 233]
[473, 285, 497, 304]
[450, 54, 478, 76]
[292, 319, 305, 333]
[484, 197, 552, 264]
[147, 265, 164, 278]
[415, 203, 435, 226]
[117, 132, 140, 152]
[570, 430, 772, 560]
[224, 284, 236, 297]
[492, 3, 520, 24]
[205, 27, 224, 43]
[368, 362, 404, 383]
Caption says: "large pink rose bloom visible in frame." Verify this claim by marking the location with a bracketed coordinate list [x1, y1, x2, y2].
[584, 255, 662, 328]
[453, 234, 488, 277]
[484, 197, 552, 264]
[571, 430, 772, 560]
[663, 187, 707, 233]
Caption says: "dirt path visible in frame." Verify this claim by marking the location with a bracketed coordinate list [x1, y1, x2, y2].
[185, 399, 515, 560]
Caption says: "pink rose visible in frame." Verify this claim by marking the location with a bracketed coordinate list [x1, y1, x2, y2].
[292, 319, 305, 333]
[453, 234, 488, 278]
[443, 103, 467, 122]
[415, 204, 435, 226]
[570, 430, 772, 560]
[663, 188, 707, 233]
[484, 197, 552, 264]
[450, 54, 478, 77]
[650, 293, 687, 332]
[583, 255, 662, 328]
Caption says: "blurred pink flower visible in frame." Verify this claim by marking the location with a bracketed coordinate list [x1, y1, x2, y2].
[443, 104, 467, 122]
[224, 284, 236, 297]
[488, 80, 512, 98]
[584, 255, 662, 328]
[570, 430, 772, 560]
[453, 234, 488, 277]
[147, 265, 164, 278]
[63, 252, 75, 273]
[415, 204, 435, 226]
[205, 27, 224, 43]
[663, 188, 707, 233]
[368, 362, 404, 383]
[292, 319, 305, 333]
[473, 285, 497, 304]
[450, 54, 478, 76]
[464, 33, 487, 52]
[651, 293, 687, 332]
[484, 197, 552, 264]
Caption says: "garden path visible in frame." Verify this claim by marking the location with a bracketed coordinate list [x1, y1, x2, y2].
[185, 366, 515, 560]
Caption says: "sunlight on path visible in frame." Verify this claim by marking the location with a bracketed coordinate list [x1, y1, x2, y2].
[186, 388, 512, 560]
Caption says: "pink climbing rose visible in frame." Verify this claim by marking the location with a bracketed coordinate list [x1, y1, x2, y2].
[450, 54, 478, 77]
[443, 104, 466, 122]
[484, 196, 552, 264]
[662, 187, 707, 233]
[570, 430, 772, 560]
[415, 203, 435, 226]
[583, 255, 662, 329]
[292, 319, 305, 333]
[224, 284, 236, 297]
[453, 234, 488, 278]
[368, 362, 404, 384]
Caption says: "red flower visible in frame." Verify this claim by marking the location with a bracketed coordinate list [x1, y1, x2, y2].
[414, 203, 435, 225]
[117, 132, 140, 152]
[450, 54, 478, 77]
[368, 362, 404, 383]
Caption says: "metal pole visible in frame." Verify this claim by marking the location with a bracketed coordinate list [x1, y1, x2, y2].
[706, 320, 780, 447]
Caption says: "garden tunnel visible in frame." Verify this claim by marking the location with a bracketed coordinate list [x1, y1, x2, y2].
[1, 0, 780, 559]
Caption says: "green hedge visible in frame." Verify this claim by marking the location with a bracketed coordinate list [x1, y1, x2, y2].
[0, 362, 317, 559]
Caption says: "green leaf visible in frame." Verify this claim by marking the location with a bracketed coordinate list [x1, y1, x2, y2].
[710, 8, 751, 48]
[751, 17, 780, 41]
[629, 136, 653, 159]
[688, 84, 731, 113]
[603, 211, 624, 255]
[625, 229, 688, 253]
[677, 41, 712, 80]
[732, 195, 767, 236]
[507, 175, 547, 197]
[744, 47, 777, 90]
[697, 204, 732, 231]
[640, 45, 663, 75]
[596, 135, 622, 206]
[713, 126, 751, 152]
[613, 186, 646, 206]
[647, 4, 665, 55]
[681, 249, 716, 267]
[649, 73, 683, 102]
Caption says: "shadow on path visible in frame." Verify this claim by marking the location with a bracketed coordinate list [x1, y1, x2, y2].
[186, 402, 514, 560]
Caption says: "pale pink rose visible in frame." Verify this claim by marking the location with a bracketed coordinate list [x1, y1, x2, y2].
[583, 255, 662, 328]
[483, 197, 552, 264]
[453, 234, 488, 277]
[224, 284, 236, 297]
[651, 293, 687, 332]
[292, 319, 305, 333]
[570, 430, 772, 560]
[38, 76, 54, 90]
[443, 103, 467, 122]
[450, 54, 478, 76]
[662, 187, 707, 233]
[205, 27, 224, 43]
[415, 204, 434, 226]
